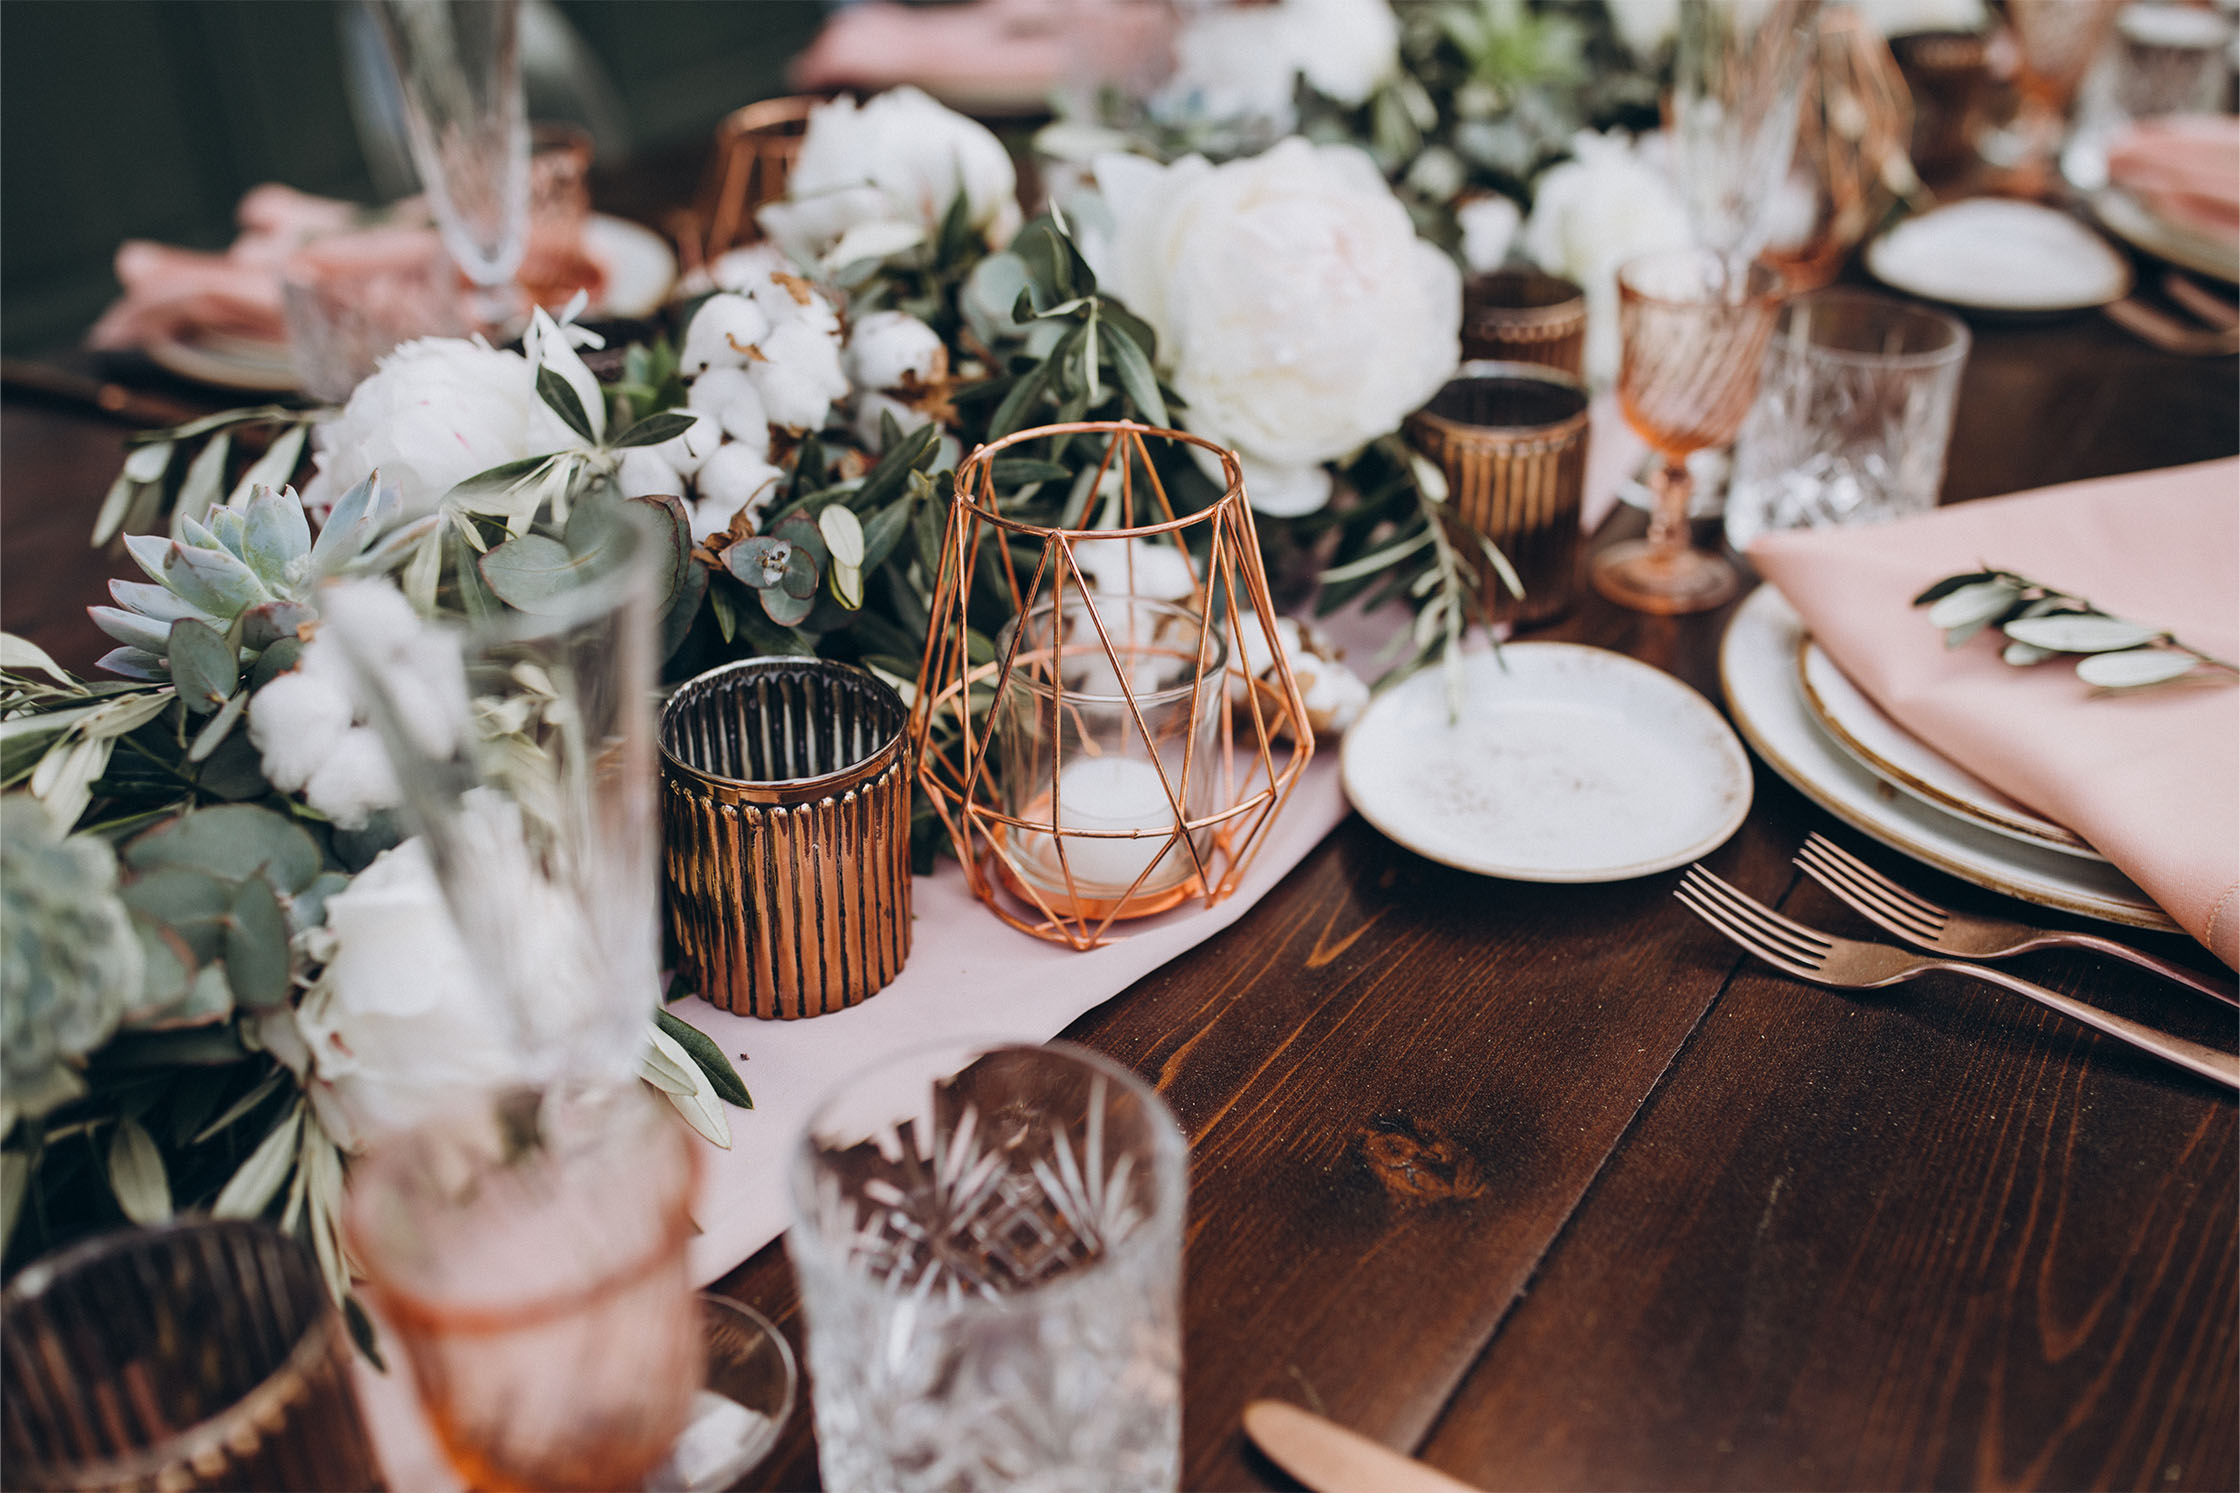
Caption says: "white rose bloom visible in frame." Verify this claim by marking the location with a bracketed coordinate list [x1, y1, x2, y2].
[616, 447, 685, 500]
[1457, 194, 1524, 273]
[1520, 129, 1693, 384]
[687, 366, 771, 451]
[845, 310, 946, 392]
[301, 338, 578, 519]
[680, 294, 773, 377]
[1288, 0, 1401, 107]
[1093, 139, 1461, 517]
[751, 318, 850, 432]
[692, 443, 786, 541]
[756, 87, 1023, 270]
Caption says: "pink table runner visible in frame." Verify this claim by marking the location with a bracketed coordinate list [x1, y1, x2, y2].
[1752, 459, 2240, 967]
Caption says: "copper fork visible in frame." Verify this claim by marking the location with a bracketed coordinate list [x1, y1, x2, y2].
[1795, 833, 2237, 1009]
[1676, 865, 2238, 1090]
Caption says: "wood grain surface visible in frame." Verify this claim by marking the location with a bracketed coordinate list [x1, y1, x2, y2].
[2, 246, 2232, 1493]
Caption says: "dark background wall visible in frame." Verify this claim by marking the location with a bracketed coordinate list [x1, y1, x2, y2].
[0, 0, 828, 354]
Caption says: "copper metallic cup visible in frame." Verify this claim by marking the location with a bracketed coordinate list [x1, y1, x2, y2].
[1461, 269, 1589, 378]
[1405, 360, 1592, 630]
[661, 658, 911, 1019]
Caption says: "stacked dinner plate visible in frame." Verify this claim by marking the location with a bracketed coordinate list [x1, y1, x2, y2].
[1720, 586, 2180, 932]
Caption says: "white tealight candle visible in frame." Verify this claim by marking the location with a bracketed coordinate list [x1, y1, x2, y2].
[1048, 754, 1182, 895]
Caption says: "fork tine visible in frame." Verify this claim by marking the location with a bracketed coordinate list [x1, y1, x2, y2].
[1673, 881, 1818, 978]
[1796, 839, 1941, 940]
[1678, 869, 1830, 967]
[1801, 834, 1947, 925]
[1681, 865, 1835, 954]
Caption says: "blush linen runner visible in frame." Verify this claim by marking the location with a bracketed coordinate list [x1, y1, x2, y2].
[1751, 458, 2240, 968]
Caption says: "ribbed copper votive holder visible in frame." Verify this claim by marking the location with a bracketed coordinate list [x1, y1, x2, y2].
[1406, 360, 1592, 629]
[661, 659, 911, 1019]
[1462, 268, 1588, 378]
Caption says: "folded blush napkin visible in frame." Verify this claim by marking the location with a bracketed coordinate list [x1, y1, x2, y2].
[1752, 459, 2240, 968]
[2106, 114, 2240, 249]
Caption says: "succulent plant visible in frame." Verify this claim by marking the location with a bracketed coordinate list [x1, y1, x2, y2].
[88, 475, 437, 682]
[1, 796, 144, 1128]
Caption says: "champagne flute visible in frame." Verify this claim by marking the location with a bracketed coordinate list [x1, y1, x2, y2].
[1984, 0, 2121, 199]
[370, 0, 531, 336]
[1671, 0, 1822, 270]
[1593, 248, 1784, 616]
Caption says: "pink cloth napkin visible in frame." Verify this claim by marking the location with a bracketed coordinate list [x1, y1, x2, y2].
[2107, 114, 2240, 249]
[1752, 459, 2240, 968]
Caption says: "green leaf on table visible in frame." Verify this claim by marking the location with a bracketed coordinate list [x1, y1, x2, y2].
[536, 364, 598, 445]
[125, 804, 320, 894]
[1105, 321, 1168, 428]
[106, 1115, 172, 1225]
[2075, 647, 2200, 689]
[655, 1008, 753, 1109]
[608, 409, 698, 450]
[2002, 613, 2165, 654]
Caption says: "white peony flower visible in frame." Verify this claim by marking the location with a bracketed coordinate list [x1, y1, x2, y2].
[1457, 194, 1523, 273]
[757, 87, 1022, 272]
[1520, 129, 1693, 384]
[301, 338, 579, 519]
[691, 443, 786, 541]
[1289, 0, 1401, 107]
[1156, 3, 1303, 140]
[845, 310, 946, 392]
[1093, 139, 1460, 517]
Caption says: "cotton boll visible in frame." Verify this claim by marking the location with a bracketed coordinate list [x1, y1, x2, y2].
[679, 294, 772, 376]
[246, 668, 355, 794]
[846, 310, 946, 392]
[1457, 194, 1523, 273]
[852, 390, 933, 452]
[1072, 538, 1199, 602]
[651, 410, 724, 479]
[1293, 651, 1369, 733]
[616, 447, 684, 500]
[687, 366, 771, 451]
[746, 272, 843, 342]
[707, 243, 792, 295]
[691, 443, 786, 541]
[750, 318, 849, 432]
[302, 725, 402, 831]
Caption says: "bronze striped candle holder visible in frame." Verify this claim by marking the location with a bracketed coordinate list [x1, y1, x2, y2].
[1461, 268, 1588, 378]
[1405, 360, 1592, 629]
[661, 658, 911, 1019]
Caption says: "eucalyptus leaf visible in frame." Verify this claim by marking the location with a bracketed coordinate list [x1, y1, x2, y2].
[122, 867, 234, 962]
[759, 584, 815, 627]
[772, 512, 829, 569]
[2002, 613, 2165, 654]
[125, 804, 320, 893]
[726, 537, 791, 590]
[2074, 647, 2200, 689]
[131, 916, 196, 1013]
[168, 619, 238, 713]
[224, 875, 294, 1008]
[106, 1115, 172, 1225]
[479, 534, 595, 615]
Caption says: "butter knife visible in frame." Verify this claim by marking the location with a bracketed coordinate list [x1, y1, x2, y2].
[1243, 1400, 1485, 1493]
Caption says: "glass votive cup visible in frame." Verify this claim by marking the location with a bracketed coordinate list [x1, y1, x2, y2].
[2109, 3, 2233, 119]
[0, 1219, 383, 1492]
[282, 225, 466, 403]
[788, 1039, 1187, 1493]
[1405, 361, 1593, 629]
[344, 1083, 702, 1493]
[1726, 289, 1971, 553]
[1461, 268, 1589, 378]
[660, 658, 913, 1019]
[993, 590, 1228, 921]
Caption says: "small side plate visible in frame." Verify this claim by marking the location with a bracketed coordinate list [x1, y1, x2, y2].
[1341, 644, 1752, 882]
[1866, 200, 2133, 314]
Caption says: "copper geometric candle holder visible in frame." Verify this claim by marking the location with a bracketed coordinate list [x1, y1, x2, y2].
[909, 421, 1314, 950]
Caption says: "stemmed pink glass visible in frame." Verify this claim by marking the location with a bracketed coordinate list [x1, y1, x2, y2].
[1593, 249, 1785, 615]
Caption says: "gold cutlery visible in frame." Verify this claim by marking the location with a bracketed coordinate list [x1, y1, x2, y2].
[1676, 864, 2238, 1090]
[1242, 1400, 1485, 1493]
[1795, 833, 2237, 1008]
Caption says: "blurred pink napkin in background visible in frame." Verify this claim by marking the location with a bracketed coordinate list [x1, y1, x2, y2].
[2106, 114, 2240, 248]
[1752, 459, 2240, 968]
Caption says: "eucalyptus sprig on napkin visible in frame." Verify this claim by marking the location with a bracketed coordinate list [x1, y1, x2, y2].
[1914, 568, 2240, 690]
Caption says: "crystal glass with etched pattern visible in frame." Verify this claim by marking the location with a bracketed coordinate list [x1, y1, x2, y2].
[1726, 290, 1970, 553]
[788, 1040, 1187, 1493]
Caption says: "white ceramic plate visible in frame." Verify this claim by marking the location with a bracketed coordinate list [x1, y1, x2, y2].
[1865, 199, 2134, 313]
[1795, 639, 2104, 861]
[1722, 586, 2176, 931]
[2089, 186, 2240, 286]
[1341, 644, 1752, 882]
[144, 215, 677, 393]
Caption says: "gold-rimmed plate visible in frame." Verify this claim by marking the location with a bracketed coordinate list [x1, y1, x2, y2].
[1721, 586, 2176, 932]
[1794, 637, 2105, 862]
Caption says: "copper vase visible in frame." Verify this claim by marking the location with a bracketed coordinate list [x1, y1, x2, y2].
[1461, 269, 1588, 378]
[661, 658, 911, 1019]
[1405, 361, 1593, 629]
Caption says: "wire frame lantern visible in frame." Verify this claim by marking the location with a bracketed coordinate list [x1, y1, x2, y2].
[679, 95, 816, 270]
[910, 421, 1314, 950]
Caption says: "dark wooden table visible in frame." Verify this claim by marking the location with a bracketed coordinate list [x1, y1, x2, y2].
[4, 294, 2234, 1492]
